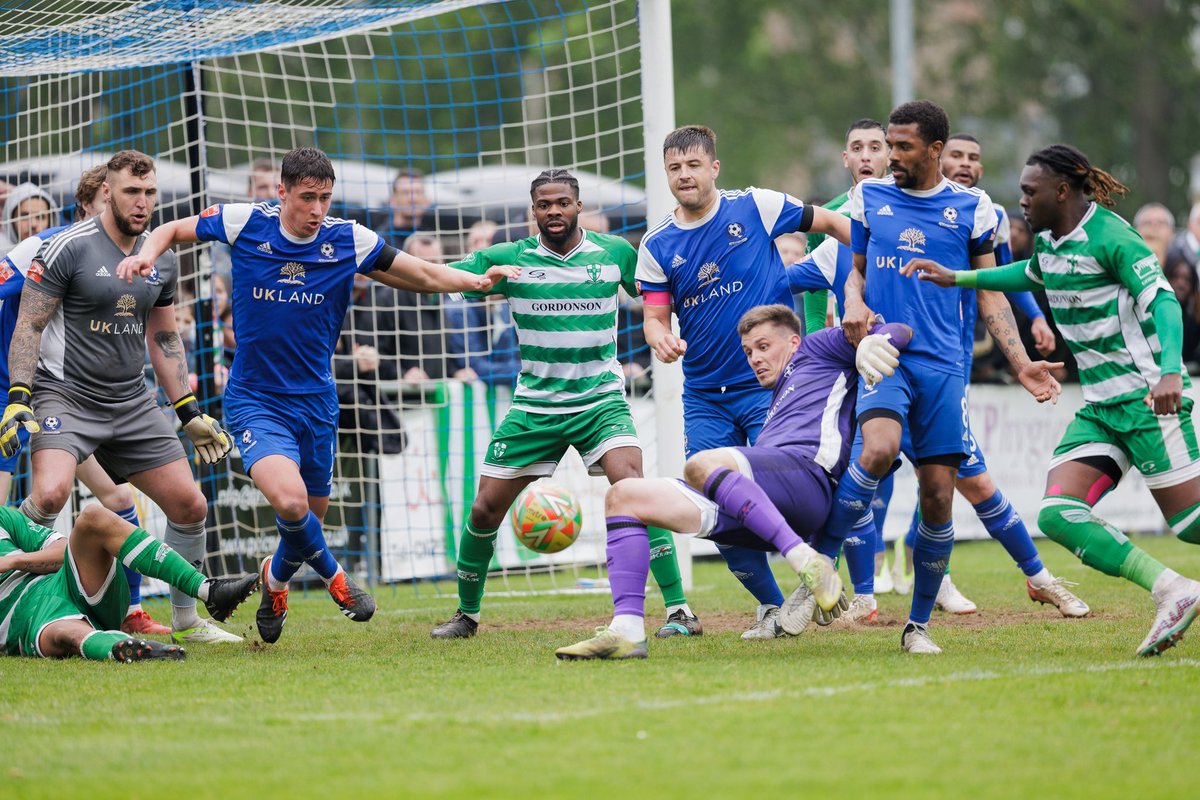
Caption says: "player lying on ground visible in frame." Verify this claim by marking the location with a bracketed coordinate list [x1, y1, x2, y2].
[0, 503, 258, 662]
[117, 147, 515, 645]
[430, 169, 698, 641]
[555, 304, 909, 659]
[905, 143, 1200, 657]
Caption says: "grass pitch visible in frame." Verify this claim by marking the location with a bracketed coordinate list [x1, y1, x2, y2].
[2, 535, 1198, 800]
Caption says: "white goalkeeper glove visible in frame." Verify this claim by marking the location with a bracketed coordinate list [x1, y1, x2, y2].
[855, 332, 900, 388]
[174, 394, 232, 464]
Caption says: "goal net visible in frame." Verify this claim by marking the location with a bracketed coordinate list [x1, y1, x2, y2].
[0, 0, 668, 598]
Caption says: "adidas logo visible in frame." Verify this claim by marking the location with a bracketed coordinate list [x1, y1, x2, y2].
[878, 205, 894, 216]
[670, 254, 686, 268]
[95, 266, 111, 277]
[257, 241, 273, 254]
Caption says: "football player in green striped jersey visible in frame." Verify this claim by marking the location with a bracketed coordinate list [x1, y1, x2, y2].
[430, 170, 698, 640]
[905, 144, 1200, 657]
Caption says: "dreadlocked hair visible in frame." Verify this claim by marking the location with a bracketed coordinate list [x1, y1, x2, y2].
[1026, 144, 1129, 208]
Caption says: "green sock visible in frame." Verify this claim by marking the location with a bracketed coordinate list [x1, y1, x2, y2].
[118, 527, 204, 598]
[81, 630, 127, 661]
[646, 526, 687, 608]
[456, 521, 497, 615]
[1168, 502, 1200, 544]
[1038, 495, 1165, 591]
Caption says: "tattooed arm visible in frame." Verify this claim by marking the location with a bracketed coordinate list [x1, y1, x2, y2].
[146, 304, 191, 403]
[0, 538, 66, 575]
[8, 285, 62, 389]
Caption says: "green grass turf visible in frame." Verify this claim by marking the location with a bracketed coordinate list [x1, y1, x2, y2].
[2, 535, 1198, 800]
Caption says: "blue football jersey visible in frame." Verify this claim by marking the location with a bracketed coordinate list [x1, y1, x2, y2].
[787, 237, 851, 319]
[849, 176, 995, 375]
[195, 203, 386, 394]
[0, 224, 70, 388]
[637, 188, 813, 390]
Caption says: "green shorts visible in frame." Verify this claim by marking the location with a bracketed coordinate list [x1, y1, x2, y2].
[1051, 396, 1200, 489]
[482, 396, 640, 479]
[7, 544, 129, 657]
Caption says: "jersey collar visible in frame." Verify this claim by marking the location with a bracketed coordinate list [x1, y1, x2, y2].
[671, 194, 722, 230]
[894, 176, 952, 198]
[534, 231, 588, 261]
[1045, 201, 1096, 248]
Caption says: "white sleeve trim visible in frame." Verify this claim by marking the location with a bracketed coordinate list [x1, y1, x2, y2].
[972, 191, 997, 241]
[847, 183, 866, 224]
[352, 223, 382, 269]
[635, 243, 667, 284]
[3, 236, 42, 275]
[811, 238, 840, 287]
[750, 187, 787, 236]
[221, 203, 254, 245]
[995, 205, 1011, 246]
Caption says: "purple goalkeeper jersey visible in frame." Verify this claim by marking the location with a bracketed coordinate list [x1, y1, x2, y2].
[756, 323, 909, 478]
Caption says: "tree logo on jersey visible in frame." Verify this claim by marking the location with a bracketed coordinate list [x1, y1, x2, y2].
[942, 207, 958, 224]
[726, 222, 744, 240]
[279, 262, 306, 284]
[896, 227, 926, 253]
[115, 294, 137, 316]
[492, 442, 507, 460]
[697, 262, 721, 288]
[320, 242, 335, 260]
[585, 264, 603, 284]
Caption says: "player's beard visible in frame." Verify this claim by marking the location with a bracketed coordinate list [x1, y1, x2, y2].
[538, 216, 578, 248]
[111, 205, 149, 238]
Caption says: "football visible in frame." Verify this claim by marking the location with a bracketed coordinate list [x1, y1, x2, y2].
[510, 483, 583, 554]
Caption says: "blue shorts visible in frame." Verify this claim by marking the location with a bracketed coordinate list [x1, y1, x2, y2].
[856, 364, 967, 462]
[677, 445, 834, 551]
[224, 382, 339, 498]
[0, 426, 30, 473]
[896, 391, 988, 478]
[682, 384, 771, 457]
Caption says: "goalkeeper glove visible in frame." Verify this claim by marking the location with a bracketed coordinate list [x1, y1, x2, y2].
[0, 384, 39, 458]
[855, 333, 900, 388]
[174, 394, 232, 464]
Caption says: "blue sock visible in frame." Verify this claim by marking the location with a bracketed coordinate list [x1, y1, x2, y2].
[910, 519, 955, 624]
[973, 489, 1044, 577]
[843, 512, 878, 595]
[716, 545, 785, 607]
[872, 473, 894, 557]
[115, 505, 142, 604]
[274, 512, 340, 582]
[904, 504, 919, 549]
[816, 462, 880, 559]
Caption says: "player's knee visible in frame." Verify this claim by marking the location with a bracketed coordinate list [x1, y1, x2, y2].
[605, 478, 651, 518]
[76, 503, 112, 532]
[918, 491, 953, 525]
[856, 443, 896, 477]
[272, 494, 309, 522]
[104, 485, 136, 511]
[956, 473, 995, 505]
[469, 493, 510, 528]
[1037, 498, 1070, 546]
[32, 479, 72, 515]
[683, 449, 737, 491]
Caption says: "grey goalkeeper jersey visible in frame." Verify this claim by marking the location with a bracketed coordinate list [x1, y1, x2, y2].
[27, 218, 178, 401]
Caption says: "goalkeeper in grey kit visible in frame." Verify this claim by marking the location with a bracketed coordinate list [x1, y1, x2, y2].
[0, 150, 238, 645]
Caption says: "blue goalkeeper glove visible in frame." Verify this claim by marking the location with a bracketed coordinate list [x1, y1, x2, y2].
[174, 394, 232, 464]
[0, 384, 39, 458]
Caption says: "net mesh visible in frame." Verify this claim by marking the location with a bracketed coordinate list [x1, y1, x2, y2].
[0, 0, 656, 599]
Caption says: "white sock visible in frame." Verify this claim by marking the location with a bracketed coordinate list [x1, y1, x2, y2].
[126, 603, 143, 616]
[1027, 567, 1054, 589]
[665, 603, 692, 618]
[610, 614, 645, 642]
[321, 566, 344, 587]
[171, 604, 202, 629]
[783, 542, 817, 575]
[463, 611, 481, 623]
[1152, 568, 1182, 601]
[196, 582, 210, 602]
[267, 573, 289, 593]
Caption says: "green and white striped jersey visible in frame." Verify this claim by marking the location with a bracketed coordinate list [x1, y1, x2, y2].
[0, 507, 63, 654]
[453, 231, 638, 413]
[1024, 203, 1184, 405]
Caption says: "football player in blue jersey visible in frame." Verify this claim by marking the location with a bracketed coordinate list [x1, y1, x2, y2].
[0, 165, 174, 637]
[117, 147, 516, 644]
[637, 124, 853, 638]
[821, 101, 1063, 653]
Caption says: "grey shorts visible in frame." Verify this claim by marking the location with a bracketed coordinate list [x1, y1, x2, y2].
[31, 384, 186, 480]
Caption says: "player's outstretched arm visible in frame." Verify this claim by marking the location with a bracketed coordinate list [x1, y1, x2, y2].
[1, 285, 62, 456]
[808, 206, 852, 246]
[147, 305, 231, 464]
[642, 301, 686, 363]
[115, 217, 201, 283]
[372, 250, 518, 294]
